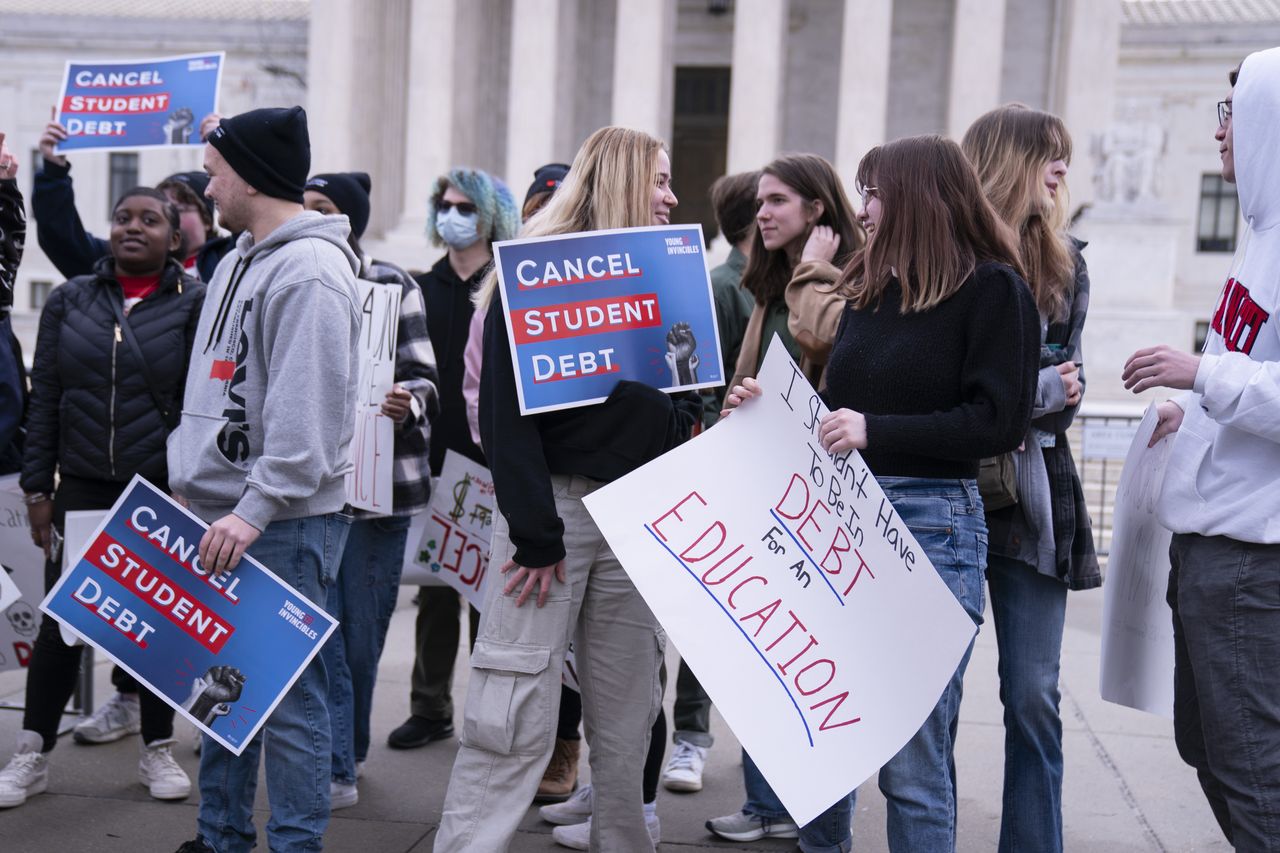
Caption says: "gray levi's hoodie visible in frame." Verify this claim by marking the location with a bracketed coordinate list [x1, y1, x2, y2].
[167, 211, 361, 530]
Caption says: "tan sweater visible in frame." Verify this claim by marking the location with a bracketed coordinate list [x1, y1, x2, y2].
[728, 259, 846, 395]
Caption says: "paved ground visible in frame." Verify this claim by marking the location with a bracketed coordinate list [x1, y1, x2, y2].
[0, 586, 1226, 852]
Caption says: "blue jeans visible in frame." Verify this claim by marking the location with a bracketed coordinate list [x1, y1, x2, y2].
[324, 515, 411, 784]
[986, 553, 1067, 853]
[741, 477, 987, 853]
[197, 512, 351, 853]
[1168, 533, 1280, 851]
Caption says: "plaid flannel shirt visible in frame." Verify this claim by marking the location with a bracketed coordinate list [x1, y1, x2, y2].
[365, 257, 440, 516]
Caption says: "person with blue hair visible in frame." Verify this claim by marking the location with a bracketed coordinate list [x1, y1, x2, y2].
[388, 167, 519, 750]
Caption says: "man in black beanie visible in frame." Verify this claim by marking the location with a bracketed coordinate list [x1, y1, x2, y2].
[172, 105, 362, 853]
[305, 172, 372, 241]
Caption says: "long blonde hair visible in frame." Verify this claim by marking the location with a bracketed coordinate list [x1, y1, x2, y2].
[961, 104, 1075, 322]
[473, 126, 666, 311]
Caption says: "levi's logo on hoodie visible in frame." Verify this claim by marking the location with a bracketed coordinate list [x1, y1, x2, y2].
[216, 299, 254, 463]
[1211, 277, 1271, 355]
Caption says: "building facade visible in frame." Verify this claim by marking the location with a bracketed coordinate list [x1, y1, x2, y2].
[3, 0, 1277, 407]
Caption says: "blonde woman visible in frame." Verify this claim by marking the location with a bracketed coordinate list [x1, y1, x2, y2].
[433, 127, 696, 853]
[962, 104, 1099, 853]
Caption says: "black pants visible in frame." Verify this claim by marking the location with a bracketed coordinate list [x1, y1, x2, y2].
[22, 475, 175, 752]
[409, 586, 480, 720]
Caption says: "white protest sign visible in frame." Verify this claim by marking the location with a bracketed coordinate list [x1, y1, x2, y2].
[346, 279, 402, 512]
[0, 475, 47, 672]
[1100, 404, 1175, 717]
[402, 451, 494, 610]
[582, 338, 978, 825]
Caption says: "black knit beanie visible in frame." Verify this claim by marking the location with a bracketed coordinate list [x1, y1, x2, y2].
[305, 172, 373, 239]
[208, 106, 310, 203]
[525, 162, 570, 206]
[161, 171, 215, 222]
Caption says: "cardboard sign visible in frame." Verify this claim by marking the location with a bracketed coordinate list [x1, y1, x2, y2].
[1100, 404, 1175, 718]
[582, 337, 978, 825]
[494, 225, 724, 414]
[40, 476, 337, 755]
[55, 52, 224, 152]
[403, 451, 494, 610]
[345, 280, 402, 512]
[0, 476, 48, 673]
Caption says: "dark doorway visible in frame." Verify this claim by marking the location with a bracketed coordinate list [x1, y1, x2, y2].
[671, 66, 731, 243]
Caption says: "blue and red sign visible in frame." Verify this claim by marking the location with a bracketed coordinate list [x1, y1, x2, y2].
[494, 224, 725, 414]
[39, 476, 336, 755]
[55, 52, 224, 152]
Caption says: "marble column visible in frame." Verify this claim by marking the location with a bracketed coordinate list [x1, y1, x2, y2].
[611, 0, 676, 140]
[834, 0, 893, 193]
[947, 0, 1006, 138]
[726, 0, 789, 174]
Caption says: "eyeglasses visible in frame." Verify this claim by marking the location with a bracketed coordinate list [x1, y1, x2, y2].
[437, 200, 477, 215]
[859, 186, 880, 206]
[1217, 100, 1232, 128]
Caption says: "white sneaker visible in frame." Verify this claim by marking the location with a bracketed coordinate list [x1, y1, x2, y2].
[551, 802, 660, 850]
[138, 738, 191, 800]
[0, 732, 48, 809]
[539, 783, 592, 825]
[331, 780, 358, 810]
[661, 740, 708, 792]
[74, 693, 141, 744]
[355, 759, 366, 780]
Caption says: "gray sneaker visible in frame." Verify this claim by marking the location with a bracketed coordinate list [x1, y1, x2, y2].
[74, 693, 141, 744]
[706, 810, 800, 841]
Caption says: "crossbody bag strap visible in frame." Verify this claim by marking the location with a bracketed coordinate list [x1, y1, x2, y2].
[108, 296, 181, 431]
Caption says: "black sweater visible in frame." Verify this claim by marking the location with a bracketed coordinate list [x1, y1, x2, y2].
[479, 296, 700, 567]
[823, 262, 1039, 479]
[416, 256, 487, 475]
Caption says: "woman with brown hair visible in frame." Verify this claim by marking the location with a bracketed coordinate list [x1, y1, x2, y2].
[728, 153, 862, 390]
[720, 135, 1040, 853]
[962, 104, 1099, 853]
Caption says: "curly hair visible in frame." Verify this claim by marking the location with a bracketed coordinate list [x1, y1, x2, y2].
[427, 168, 519, 249]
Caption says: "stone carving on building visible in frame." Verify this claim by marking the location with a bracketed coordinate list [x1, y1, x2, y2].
[1092, 122, 1167, 205]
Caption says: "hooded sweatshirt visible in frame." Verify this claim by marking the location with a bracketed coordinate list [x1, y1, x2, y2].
[1158, 46, 1280, 543]
[167, 211, 361, 530]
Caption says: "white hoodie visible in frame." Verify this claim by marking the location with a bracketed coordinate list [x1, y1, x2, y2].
[1159, 47, 1280, 543]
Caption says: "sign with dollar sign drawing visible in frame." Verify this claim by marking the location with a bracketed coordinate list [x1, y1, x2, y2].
[402, 451, 495, 609]
[492, 224, 725, 414]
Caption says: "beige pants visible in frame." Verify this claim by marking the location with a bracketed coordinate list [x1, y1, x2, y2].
[434, 474, 664, 853]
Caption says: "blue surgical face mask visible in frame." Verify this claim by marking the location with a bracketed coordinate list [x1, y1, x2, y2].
[437, 207, 480, 250]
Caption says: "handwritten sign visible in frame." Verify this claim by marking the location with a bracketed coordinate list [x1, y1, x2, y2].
[0, 476, 47, 673]
[40, 476, 338, 755]
[402, 451, 494, 610]
[582, 337, 978, 825]
[1100, 404, 1175, 717]
[55, 52, 224, 152]
[494, 225, 724, 414]
[345, 280, 402, 512]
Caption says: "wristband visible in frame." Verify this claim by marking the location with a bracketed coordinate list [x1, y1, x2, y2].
[22, 492, 52, 505]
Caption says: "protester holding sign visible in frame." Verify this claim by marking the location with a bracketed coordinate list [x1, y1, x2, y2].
[1120, 51, 1280, 851]
[388, 168, 518, 753]
[961, 105, 1100, 853]
[0, 187, 203, 810]
[33, 110, 232, 283]
[721, 135, 1038, 852]
[728, 154, 862, 393]
[433, 126, 698, 853]
[166, 106, 361, 853]
[303, 170, 440, 810]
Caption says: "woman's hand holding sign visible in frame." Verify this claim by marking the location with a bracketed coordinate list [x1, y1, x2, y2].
[720, 376, 763, 420]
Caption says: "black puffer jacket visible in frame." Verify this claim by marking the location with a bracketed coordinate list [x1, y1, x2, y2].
[21, 257, 205, 494]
